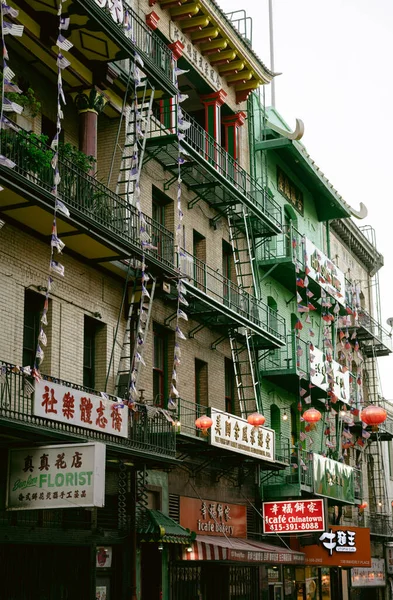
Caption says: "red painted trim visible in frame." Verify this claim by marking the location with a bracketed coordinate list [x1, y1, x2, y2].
[200, 89, 227, 107]
[146, 11, 160, 30]
[148, 0, 157, 5]
[168, 40, 185, 60]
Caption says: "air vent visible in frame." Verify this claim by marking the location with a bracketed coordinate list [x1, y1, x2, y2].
[169, 494, 180, 521]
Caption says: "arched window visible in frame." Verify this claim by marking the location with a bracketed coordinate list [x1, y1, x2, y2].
[267, 296, 278, 337]
[270, 404, 281, 438]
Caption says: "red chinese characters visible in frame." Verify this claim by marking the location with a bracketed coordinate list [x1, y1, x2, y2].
[41, 386, 58, 414]
[62, 391, 75, 419]
[96, 400, 108, 429]
[111, 406, 122, 432]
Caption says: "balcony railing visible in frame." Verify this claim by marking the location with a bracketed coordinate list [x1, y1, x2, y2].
[258, 224, 303, 264]
[179, 248, 286, 343]
[363, 513, 393, 536]
[147, 104, 282, 231]
[0, 361, 176, 458]
[0, 127, 175, 269]
[260, 333, 309, 375]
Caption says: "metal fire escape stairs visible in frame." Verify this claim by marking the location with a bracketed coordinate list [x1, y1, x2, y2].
[107, 60, 157, 400]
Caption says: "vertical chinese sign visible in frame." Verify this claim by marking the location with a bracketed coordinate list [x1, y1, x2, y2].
[7, 442, 105, 510]
[34, 380, 128, 438]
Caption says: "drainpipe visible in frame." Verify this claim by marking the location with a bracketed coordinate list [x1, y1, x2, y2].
[325, 220, 331, 258]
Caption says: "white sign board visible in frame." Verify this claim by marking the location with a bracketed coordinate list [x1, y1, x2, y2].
[210, 408, 275, 462]
[386, 545, 393, 575]
[169, 22, 222, 90]
[34, 380, 128, 438]
[305, 238, 346, 306]
[310, 346, 350, 404]
[7, 442, 105, 510]
[351, 558, 386, 587]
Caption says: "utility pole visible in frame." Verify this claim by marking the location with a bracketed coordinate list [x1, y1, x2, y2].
[268, 0, 276, 108]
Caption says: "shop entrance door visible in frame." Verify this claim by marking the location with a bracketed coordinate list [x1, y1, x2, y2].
[141, 544, 162, 600]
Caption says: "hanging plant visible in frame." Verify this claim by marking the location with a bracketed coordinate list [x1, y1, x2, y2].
[74, 88, 106, 114]
[0, 73, 41, 117]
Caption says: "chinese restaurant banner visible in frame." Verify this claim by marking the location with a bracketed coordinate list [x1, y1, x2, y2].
[305, 238, 346, 306]
[262, 499, 325, 534]
[210, 408, 275, 462]
[310, 346, 350, 404]
[304, 526, 371, 567]
[34, 380, 128, 438]
[7, 442, 106, 510]
[179, 496, 247, 538]
[313, 454, 355, 503]
[351, 558, 385, 587]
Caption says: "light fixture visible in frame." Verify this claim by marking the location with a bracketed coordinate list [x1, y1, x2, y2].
[158, 543, 163, 551]
[186, 545, 193, 553]
[173, 420, 181, 433]
[378, 501, 383, 507]
[282, 411, 288, 421]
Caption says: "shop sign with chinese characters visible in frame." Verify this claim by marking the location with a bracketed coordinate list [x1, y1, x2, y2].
[6, 442, 105, 510]
[262, 499, 325, 534]
[229, 549, 305, 565]
[210, 409, 275, 462]
[169, 22, 222, 90]
[305, 238, 346, 306]
[313, 454, 355, 504]
[304, 526, 371, 567]
[179, 496, 247, 538]
[310, 346, 350, 404]
[34, 380, 128, 438]
[386, 543, 393, 575]
[351, 558, 385, 587]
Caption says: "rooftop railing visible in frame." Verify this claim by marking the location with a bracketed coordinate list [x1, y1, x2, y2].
[0, 361, 176, 458]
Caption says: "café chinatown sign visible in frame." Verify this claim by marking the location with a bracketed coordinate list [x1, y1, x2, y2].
[262, 499, 325, 534]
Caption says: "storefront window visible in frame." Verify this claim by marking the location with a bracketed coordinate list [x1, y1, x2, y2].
[283, 567, 295, 598]
[321, 568, 330, 600]
[305, 567, 320, 600]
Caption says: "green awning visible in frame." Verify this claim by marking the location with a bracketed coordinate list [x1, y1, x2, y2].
[138, 509, 195, 544]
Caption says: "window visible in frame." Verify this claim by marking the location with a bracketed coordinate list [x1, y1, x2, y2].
[193, 230, 206, 291]
[153, 324, 167, 406]
[267, 296, 278, 336]
[277, 166, 304, 215]
[225, 358, 235, 414]
[223, 241, 233, 305]
[195, 359, 208, 407]
[23, 290, 44, 368]
[83, 316, 98, 389]
[270, 404, 281, 437]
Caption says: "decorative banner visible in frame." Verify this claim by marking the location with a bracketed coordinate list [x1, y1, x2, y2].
[304, 526, 371, 567]
[262, 499, 325, 534]
[313, 454, 355, 504]
[351, 558, 385, 587]
[310, 346, 350, 404]
[210, 408, 275, 462]
[34, 380, 128, 438]
[386, 544, 393, 575]
[6, 442, 105, 510]
[179, 496, 247, 538]
[304, 238, 346, 306]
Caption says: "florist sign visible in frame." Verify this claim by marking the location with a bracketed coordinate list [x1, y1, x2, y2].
[7, 443, 105, 510]
[210, 408, 275, 462]
[262, 499, 325, 534]
[313, 454, 355, 504]
[305, 238, 346, 306]
[34, 380, 128, 438]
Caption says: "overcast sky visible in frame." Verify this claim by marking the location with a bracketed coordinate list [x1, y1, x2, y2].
[220, 0, 393, 399]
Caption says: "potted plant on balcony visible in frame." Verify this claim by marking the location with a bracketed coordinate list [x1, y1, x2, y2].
[0, 74, 41, 130]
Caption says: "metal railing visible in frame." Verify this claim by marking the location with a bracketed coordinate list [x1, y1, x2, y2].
[0, 127, 175, 269]
[0, 361, 176, 457]
[357, 308, 392, 350]
[147, 104, 282, 230]
[260, 333, 309, 375]
[179, 248, 286, 342]
[258, 224, 303, 264]
[363, 513, 393, 536]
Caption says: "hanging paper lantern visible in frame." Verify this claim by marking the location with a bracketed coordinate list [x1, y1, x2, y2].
[247, 413, 266, 427]
[359, 501, 368, 510]
[195, 415, 213, 430]
[360, 405, 387, 429]
[303, 407, 322, 423]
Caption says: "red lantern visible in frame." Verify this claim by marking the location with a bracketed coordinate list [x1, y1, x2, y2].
[360, 405, 387, 430]
[195, 415, 213, 430]
[359, 501, 368, 510]
[302, 407, 322, 423]
[247, 413, 266, 427]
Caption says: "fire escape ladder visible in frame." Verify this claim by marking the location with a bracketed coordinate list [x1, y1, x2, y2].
[366, 437, 388, 514]
[115, 278, 156, 399]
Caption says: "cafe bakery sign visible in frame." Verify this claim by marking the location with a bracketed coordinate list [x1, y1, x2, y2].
[210, 408, 275, 462]
[180, 496, 247, 538]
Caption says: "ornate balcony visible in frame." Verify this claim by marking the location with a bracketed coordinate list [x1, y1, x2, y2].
[0, 362, 176, 461]
[0, 126, 175, 278]
[177, 249, 286, 348]
[339, 308, 392, 358]
[144, 105, 282, 237]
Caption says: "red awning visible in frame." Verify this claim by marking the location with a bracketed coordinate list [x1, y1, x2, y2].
[183, 535, 305, 564]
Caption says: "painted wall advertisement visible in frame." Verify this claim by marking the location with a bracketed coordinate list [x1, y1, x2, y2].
[7, 442, 106, 510]
[179, 496, 247, 538]
[305, 238, 346, 306]
[310, 346, 350, 404]
[34, 380, 128, 438]
[313, 454, 355, 504]
[351, 558, 385, 587]
[210, 408, 275, 462]
[304, 526, 371, 568]
[262, 499, 325, 534]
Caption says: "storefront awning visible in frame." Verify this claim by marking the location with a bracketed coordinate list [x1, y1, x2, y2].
[183, 535, 305, 564]
[138, 509, 194, 545]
